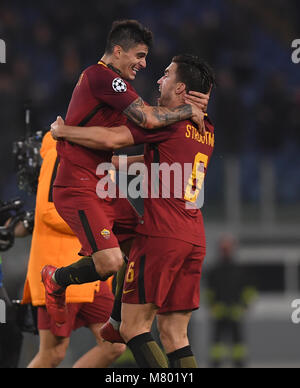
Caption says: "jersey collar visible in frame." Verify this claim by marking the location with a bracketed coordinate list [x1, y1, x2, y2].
[98, 60, 122, 76]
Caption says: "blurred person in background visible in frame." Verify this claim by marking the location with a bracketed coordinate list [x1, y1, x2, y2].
[0, 200, 30, 368]
[205, 235, 257, 368]
[256, 73, 291, 154]
[21, 132, 125, 368]
[214, 70, 244, 155]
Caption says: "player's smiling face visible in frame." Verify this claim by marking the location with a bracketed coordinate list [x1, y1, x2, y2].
[118, 44, 148, 81]
[157, 62, 178, 107]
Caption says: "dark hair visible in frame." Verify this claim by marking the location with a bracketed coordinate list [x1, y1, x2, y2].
[105, 20, 153, 54]
[172, 54, 216, 94]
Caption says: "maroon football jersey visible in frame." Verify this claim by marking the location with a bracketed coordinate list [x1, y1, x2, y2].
[55, 61, 139, 188]
[127, 117, 215, 247]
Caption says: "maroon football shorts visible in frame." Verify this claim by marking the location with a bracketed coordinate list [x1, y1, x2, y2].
[122, 235, 206, 313]
[38, 281, 114, 338]
[53, 186, 139, 256]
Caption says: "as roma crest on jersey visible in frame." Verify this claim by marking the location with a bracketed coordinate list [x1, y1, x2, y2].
[101, 228, 111, 240]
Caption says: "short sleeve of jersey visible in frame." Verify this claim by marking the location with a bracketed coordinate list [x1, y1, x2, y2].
[87, 65, 139, 112]
[126, 120, 176, 145]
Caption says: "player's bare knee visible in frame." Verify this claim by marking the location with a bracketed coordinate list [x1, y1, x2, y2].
[158, 327, 171, 347]
[158, 319, 185, 347]
[119, 322, 129, 342]
[100, 342, 126, 363]
[93, 260, 111, 278]
[160, 327, 188, 352]
[157, 317, 168, 337]
[111, 253, 124, 272]
[93, 250, 123, 277]
[120, 320, 151, 343]
[111, 343, 126, 357]
[49, 345, 67, 367]
[119, 321, 134, 343]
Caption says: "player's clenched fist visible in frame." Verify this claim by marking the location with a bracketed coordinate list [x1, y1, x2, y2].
[51, 116, 65, 140]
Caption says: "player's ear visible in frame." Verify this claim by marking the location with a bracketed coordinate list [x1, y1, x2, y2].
[175, 82, 186, 95]
[113, 45, 123, 59]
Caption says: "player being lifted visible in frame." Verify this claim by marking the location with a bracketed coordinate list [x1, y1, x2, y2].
[50, 54, 216, 368]
[42, 20, 208, 326]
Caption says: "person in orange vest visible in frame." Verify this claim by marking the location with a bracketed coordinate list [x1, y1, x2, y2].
[22, 132, 126, 368]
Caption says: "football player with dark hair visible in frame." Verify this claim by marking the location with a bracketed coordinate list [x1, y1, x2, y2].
[42, 20, 208, 328]
[50, 54, 216, 368]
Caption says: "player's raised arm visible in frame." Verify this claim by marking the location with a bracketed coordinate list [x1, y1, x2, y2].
[123, 97, 205, 133]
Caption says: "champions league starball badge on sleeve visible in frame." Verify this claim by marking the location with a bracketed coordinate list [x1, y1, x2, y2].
[112, 77, 127, 93]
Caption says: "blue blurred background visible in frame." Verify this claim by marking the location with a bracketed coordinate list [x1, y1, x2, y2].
[1, 0, 300, 367]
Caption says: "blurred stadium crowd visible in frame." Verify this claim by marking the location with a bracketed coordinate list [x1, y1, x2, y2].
[0, 0, 300, 203]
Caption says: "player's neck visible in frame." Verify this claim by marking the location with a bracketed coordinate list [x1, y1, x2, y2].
[167, 95, 185, 109]
[100, 54, 112, 65]
[100, 55, 122, 76]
